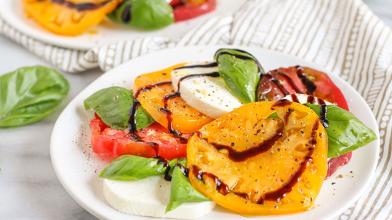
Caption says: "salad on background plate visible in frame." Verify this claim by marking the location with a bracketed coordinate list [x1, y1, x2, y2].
[78, 48, 377, 218]
[22, 0, 217, 36]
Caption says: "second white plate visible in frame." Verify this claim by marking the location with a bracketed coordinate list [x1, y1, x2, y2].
[0, 0, 245, 50]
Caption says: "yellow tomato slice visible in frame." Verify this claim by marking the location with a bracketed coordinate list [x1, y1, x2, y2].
[187, 101, 327, 215]
[23, 0, 122, 36]
[133, 64, 213, 134]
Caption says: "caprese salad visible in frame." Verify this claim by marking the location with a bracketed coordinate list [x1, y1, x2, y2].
[22, 0, 216, 36]
[84, 48, 376, 218]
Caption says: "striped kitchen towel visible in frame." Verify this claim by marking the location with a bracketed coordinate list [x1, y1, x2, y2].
[1, 0, 391, 219]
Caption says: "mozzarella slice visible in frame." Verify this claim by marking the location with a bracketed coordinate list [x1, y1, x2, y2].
[103, 177, 215, 219]
[282, 94, 333, 105]
[171, 62, 242, 118]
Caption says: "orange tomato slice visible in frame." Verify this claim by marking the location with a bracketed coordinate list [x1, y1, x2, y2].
[23, 0, 122, 36]
[133, 64, 213, 134]
[187, 101, 328, 215]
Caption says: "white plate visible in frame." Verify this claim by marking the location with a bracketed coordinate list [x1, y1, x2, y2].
[0, 0, 245, 50]
[50, 46, 380, 220]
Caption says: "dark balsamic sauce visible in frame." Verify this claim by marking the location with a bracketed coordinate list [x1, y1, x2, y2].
[134, 81, 172, 99]
[214, 49, 264, 75]
[290, 94, 300, 103]
[176, 72, 219, 91]
[51, 0, 112, 11]
[263, 121, 319, 201]
[121, 5, 132, 23]
[161, 92, 186, 141]
[295, 66, 317, 94]
[157, 157, 189, 181]
[272, 99, 292, 107]
[262, 74, 289, 96]
[174, 62, 218, 70]
[307, 95, 315, 104]
[199, 118, 284, 162]
[317, 99, 329, 128]
[275, 71, 302, 93]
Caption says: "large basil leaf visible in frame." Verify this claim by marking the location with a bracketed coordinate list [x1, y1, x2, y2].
[214, 48, 263, 103]
[84, 86, 154, 130]
[307, 104, 377, 158]
[0, 66, 69, 127]
[166, 161, 209, 212]
[109, 0, 174, 30]
[99, 155, 167, 181]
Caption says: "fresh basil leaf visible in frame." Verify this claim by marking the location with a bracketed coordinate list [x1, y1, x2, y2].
[135, 104, 155, 130]
[215, 48, 263, 103]
[109, 0, 174, 30]
[0, 66, 69, 127]
[267, 112, 279, 119]
[84, 87, 133, 130]
[166, 164, 208, 212]
[307, 104, 377, 158]
[84, 87, 154, 130]
[99, 155, 166, 181]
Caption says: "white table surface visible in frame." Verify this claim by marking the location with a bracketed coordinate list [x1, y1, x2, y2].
[0, 1, 390, 219]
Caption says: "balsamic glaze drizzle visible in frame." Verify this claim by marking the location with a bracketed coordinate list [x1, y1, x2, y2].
[214, 49, 264, 75]
[157, 157, 189, 181]
[275, 71, 302, 93]
[175, 72, 220, 91]
[51, 0, 112, 11]
[263, 121, 319, 201]
[295, 66, 317, 94]
[174, 62, 218, 70]
[198, 114, 285, 162]
[192, 120, 320, 204]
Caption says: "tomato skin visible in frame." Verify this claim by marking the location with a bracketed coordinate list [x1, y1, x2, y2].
[138, 123, 187, 160]
[303, 67, 349, 110]
[173, 0, 216, 22]
[257, 66, 349, 110]
[89, 117, 186, 160]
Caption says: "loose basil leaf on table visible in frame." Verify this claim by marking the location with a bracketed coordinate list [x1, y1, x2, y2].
[166, 162, 209, 212]
[84, 86, 154, 130]
[0, 66, 69, 127]
[214, 48, 263, 103]
[307, 104, 377, 158]
[99, 155, 167, 181]
[109, 0, 174, 30]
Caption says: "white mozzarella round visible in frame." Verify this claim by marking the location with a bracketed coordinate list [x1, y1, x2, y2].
[103, 177, 215, 219]
[171, 62, 242, 118]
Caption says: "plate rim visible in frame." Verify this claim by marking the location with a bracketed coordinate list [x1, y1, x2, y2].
[50, 45, 380, 220]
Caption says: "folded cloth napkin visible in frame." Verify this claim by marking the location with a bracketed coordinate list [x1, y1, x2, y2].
[1, 0, 391, 219]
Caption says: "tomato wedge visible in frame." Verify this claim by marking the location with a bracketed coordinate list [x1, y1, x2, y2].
[172, 0, 216, 22]
[89, 116, 187, 160]
[257, 66, 349, 110]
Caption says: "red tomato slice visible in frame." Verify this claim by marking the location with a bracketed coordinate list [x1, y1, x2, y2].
[257, 66, 349, 110]
[89, 117, 186, 160]
[172, 0, 216, 22]
[138, 123, 187, 160]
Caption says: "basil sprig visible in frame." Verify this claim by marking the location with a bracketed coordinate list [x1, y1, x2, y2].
[307, 104, 377, 158]
[215, 48, 263, 103]
[99, 155, 209, 212]
[109, 0, 174, 30]
[84, 86, 154, 130]
[0, 66, 69, 127]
